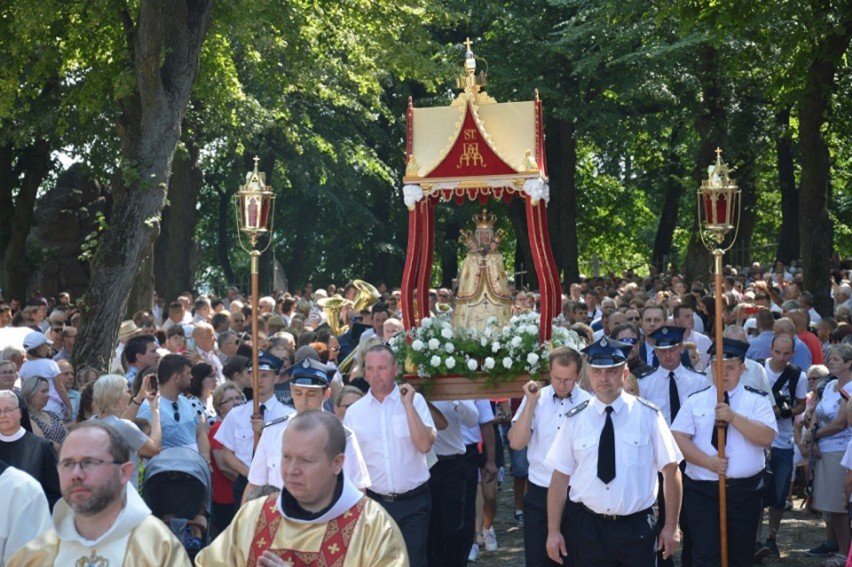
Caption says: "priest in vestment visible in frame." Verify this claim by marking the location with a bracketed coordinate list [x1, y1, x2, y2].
[453, 209, 512, 331]
[8, 422, 190, 567]
[196, 411, 408, 567]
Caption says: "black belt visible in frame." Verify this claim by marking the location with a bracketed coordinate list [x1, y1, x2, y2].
[367, 483, 429, 502]
[436, 453, 464, 462]
[686, 472, 762, 487]
[579, 503, 652, 522]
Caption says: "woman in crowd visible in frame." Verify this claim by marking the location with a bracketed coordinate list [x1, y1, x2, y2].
[164, 324, 187, 354]
[0, 359, 18, 392]
[806, 344, 852, 567]
[209, 381, 244, 536]
[75, 382, 96, 423]
[333, 385, 364, 420]
[91, 373, 161, 487]
[68, 365, 98, 423]
[187, 362, 217, 425]
[22, 376, 67, 450]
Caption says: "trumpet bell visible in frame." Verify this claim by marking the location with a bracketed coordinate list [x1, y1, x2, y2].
[318, 296, 353, 336]
[352, 279, 381, 312]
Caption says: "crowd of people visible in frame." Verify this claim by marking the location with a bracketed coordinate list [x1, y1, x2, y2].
[0, 257, 851, 566]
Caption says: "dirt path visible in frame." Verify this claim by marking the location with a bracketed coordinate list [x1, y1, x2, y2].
[475, 484, 832, 566]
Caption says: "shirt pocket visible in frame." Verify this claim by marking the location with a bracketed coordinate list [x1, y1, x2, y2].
[619, 430, 649, 469]
[391, 414, 409, 438]
[573, 435, 598, 459]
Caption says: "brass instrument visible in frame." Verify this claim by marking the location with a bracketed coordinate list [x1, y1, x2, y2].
[352, 279, 381, 312]
[317, 296, 353, 336]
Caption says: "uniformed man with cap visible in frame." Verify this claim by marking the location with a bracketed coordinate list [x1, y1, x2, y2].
[215, 353, 296, 504]
[545, 337, 683, 566]
[671, 338, 777, 566]
[508, 346, 590, 567]
[639, 326, 709, 426]
[243, 357, 370, 504]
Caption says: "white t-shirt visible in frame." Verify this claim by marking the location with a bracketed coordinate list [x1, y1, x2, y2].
[764, 363, 808, 450]
[815, 379, 852, 453]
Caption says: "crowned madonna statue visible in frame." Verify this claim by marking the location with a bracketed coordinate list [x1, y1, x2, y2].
[453, 209, 513, 331]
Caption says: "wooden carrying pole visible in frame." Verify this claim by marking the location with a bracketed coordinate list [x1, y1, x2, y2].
[713, 250, 728, 567]
[250, 250, 261, 448]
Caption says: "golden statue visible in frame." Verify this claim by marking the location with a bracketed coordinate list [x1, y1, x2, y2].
[453, 209, 512, 330]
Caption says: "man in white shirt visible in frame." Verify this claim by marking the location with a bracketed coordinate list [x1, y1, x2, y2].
[343, 344, 436, 567]
[0, 459, 51, 565]
[508, 346, 590, 567]
[545, 337, 682, 565]
[215, 355, 293, 505]
[193, 323, 224, 385]
[673, 305, 712, 368]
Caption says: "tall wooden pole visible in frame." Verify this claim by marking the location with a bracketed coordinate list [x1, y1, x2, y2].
[250, 250, 261, 448]
[713, 249, 728, 567]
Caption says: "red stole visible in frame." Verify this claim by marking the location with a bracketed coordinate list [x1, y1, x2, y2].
[247, 494, 365, 567]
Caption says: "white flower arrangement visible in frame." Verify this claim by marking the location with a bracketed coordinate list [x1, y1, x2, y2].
[392, 311, 584, 379]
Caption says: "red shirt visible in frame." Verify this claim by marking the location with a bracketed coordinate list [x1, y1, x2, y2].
[209, 421, 234, 504]
[798, 331, 824, 366]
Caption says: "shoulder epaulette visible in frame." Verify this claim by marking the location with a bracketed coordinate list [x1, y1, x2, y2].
[685, 367, 707, 376]
[745, 385, 769, 397]
[689, 385, 712, 398]
[565, 400, 589, 417]
[635, 397, 661, 411]
[634, 365, 656, 380]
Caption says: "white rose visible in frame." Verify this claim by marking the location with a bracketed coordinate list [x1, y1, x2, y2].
[511, 336, 522, 347]
[444, 343, 455, 354]
[430, 355, 442, 367]
[492, 341, 501, 353]
[527, 352, 540, 366]
[480, 337, 488, 347]
[446, 357, 456, 369]
[441, 327, 454, 340]
[411, 339, 425, 352]
[526, 324, 538, 335]
[502, 356, 513, 369]
[428, 338, 440, 350]
[484, 357, 496, 370]
[467, 359, 479, 371]
[486, 316, 498, 325]
[421, 317, 432, 328]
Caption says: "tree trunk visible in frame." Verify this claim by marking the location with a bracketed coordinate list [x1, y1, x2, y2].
[3, 140, 52, 302]
[797, 4, 852, 317]
[651, 124, 685, 272]
[732, 151, 758, 268]
[684, 46, 725, 286]
[775, 107, 799, 264]
[556, 119, 579, 288]
[73, 0, 214, 371]
[154, 140, 203, 303]
[128, 242, 155, 316]
[216, 187, 236, 286]
[0, 144, 15, 290]
[508, 198, 536, 290]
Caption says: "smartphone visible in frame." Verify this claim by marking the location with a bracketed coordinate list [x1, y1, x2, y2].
[148, 373, 158, 393]
[186, 338, 196, 352]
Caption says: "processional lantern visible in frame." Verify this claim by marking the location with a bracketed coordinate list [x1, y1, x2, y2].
[696, 147, 740, 567]
[233, 156, 275, 447]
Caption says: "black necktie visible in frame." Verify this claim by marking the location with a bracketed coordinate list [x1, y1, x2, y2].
[711, 392, 730, 450]
[598, 406, 616, 484]
[259, 404, 267, 417]
[668, 371, 680, 422]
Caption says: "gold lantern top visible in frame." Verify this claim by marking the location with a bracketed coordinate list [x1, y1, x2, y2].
[455, 37, 488, 97]
[235, 156, 276, 251]
[697, 148, 740, 249]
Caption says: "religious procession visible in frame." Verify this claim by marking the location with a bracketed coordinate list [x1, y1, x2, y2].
[1, 2, 851, 567]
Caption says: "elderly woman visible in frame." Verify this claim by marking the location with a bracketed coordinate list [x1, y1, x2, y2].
[806, 344, 852, 567]
[209, 381, 244, 535]
[92, 373, 161, 487]
[21, 376, 66, 450]
[333, 385, 364, 420]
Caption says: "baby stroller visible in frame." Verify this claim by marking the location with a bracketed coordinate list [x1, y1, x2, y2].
[142, 447, 212, 560]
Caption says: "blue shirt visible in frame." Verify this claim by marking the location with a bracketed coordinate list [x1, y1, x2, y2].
[747, 331, 774, 362]
[138, 395, 200, 451]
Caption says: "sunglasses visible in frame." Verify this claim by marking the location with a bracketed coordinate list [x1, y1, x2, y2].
[171, 401, 181, 422]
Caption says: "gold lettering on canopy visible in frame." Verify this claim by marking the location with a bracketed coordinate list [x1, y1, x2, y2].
[458, 128, 486, 168]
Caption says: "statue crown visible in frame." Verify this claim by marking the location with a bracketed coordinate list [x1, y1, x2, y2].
[474, 209, 496, 229]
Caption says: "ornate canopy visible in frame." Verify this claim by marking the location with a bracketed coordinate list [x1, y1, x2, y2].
[400, 40, 561, 341]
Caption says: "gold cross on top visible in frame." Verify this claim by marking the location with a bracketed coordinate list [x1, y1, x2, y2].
[464, 37, 473, 52]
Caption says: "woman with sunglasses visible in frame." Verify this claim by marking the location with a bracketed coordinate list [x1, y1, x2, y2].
[209, 381, 244, 536]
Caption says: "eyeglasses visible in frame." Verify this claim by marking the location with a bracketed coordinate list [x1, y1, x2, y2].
[626, 317, 639, 321]
[618, 337, 638, 345]
[58, 458, 125, 474]
[220, 395, 245, 406]
[0, 370, 16, 375]
[0, 407, 20, 416]
[351, 317, 363, 322]
[140, 322, 154, 328]
[52, 327, 63, 333]
[172, 401, 181, 422]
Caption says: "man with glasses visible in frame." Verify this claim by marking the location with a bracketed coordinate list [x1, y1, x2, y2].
[137, 355, 210, 462]
[508, 347, 590, 567]
[8, 422, 191, 566]
[51, 326, 77, 362]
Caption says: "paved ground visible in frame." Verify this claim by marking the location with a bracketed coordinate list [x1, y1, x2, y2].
[474, 480, 832, 566]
